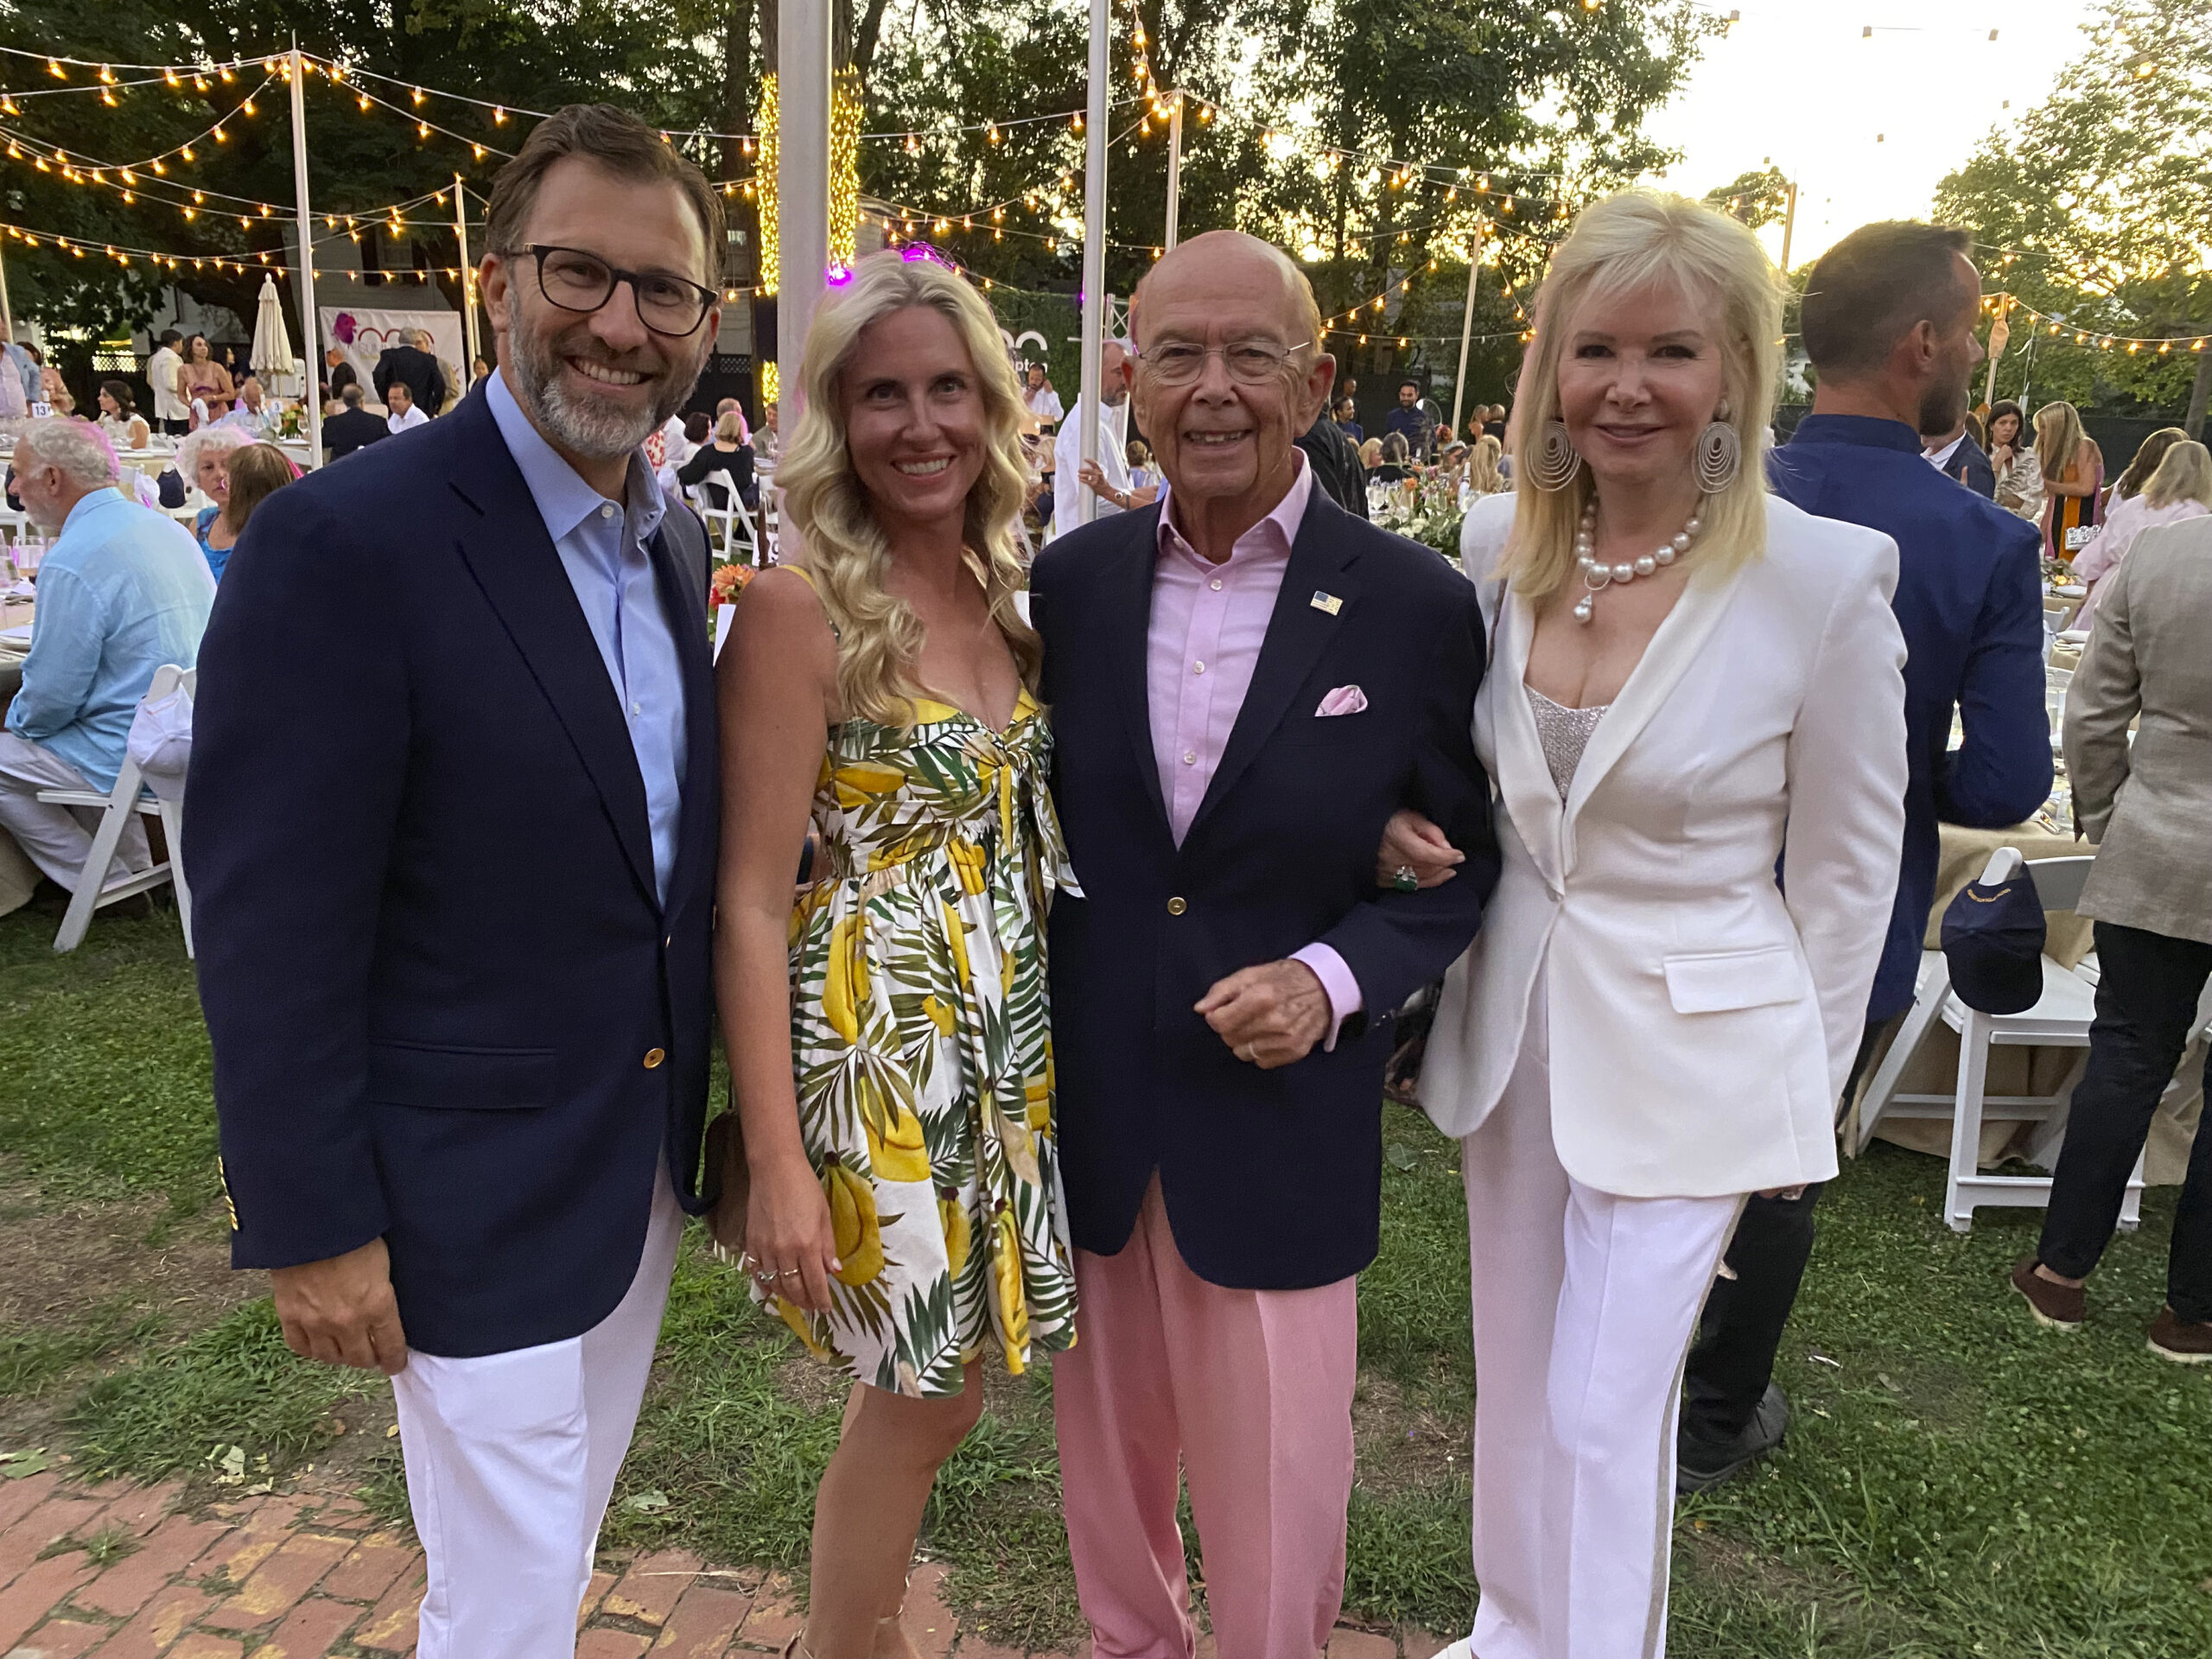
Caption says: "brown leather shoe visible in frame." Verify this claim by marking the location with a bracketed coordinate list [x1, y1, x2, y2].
[2011, 1256, 2085, 1330]
[2147, 1307, 2212, 1364]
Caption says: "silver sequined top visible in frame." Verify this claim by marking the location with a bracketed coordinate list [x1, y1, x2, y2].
[1525, 684, 1610, 802]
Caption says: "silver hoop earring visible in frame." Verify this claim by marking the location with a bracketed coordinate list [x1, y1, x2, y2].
[1529, 419, 1583, 493]
[1694, 400, 1740, 493]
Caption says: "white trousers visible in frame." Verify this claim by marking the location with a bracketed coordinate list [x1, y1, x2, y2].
[0, 731, 149, 889]
[1460, 992, 1743, 1659]
[391, 1160, 684, 1659]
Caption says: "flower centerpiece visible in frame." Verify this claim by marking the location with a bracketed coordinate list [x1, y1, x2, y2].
[1372, 472, 1471, 570]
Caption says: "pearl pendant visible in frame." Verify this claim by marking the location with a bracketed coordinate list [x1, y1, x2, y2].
[1573, 594, 1594, 623]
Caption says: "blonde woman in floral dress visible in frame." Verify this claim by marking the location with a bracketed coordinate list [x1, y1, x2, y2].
[713, 251, 1077, 1659]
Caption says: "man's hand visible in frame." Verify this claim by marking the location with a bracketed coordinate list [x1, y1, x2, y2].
[1197, 960, 1332, 1069]
[269, 1237, 409, 1375]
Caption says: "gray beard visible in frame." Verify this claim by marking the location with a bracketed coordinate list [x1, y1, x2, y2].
[507, 313, 703, 461]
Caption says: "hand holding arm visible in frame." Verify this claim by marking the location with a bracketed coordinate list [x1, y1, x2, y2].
[1376, 808, 1464, 889]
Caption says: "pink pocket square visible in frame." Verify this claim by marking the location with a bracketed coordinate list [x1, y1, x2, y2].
[1316, 684, 1369, 717]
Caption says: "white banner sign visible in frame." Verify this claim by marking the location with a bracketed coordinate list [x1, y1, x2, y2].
[318, 307, 466, 406]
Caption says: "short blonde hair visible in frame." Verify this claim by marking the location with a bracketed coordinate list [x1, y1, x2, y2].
[715, 408, 747, 443]
[2144, 439, 2212, 512]
[777, 251, 1037, 728]
[1495, 191, 1783, 599]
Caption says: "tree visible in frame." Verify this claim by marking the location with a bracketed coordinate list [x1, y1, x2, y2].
[1933, 0, 2211, 433]
[1703, 165, 1790, 232]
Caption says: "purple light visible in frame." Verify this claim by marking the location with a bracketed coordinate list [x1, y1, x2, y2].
[826, 264, 854, 285]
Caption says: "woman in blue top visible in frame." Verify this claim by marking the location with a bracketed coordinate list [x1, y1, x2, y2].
[176, 425, 252, 582]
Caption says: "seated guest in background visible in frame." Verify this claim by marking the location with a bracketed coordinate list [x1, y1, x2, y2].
[1334, 394, 1363, 443]
[1032, 228, 1496, 1659]
[1373, 429, 1414, 483]
[1357, 435, 1382, 476]
[179, 426, 256, 583]
[2018, 511, 2212, 1362]
[1922, 404, 1994, 497]
[2074, 439, 2212, 615]
[754, 398, 782, 465]
[2107, 427, 2187, 504]
[1402, 192, 1905, 1659]
[199, 445, 297, 582]
[0, 419, 211, 891]
[675, 408, 753, 512]
[1986, 398, 2040, 519]
[322, 385, 391, 461]
[385, 379, 429, 434]
[96, 381, 152, 451]
[374, 327, 448, 420]
[1465, 433, 1505, 497]
[222, 375, 280, 437]
[1677, 219, 2050, 1491]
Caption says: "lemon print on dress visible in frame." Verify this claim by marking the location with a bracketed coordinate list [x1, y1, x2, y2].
[993, 1201, 1029, 1368]
[772, 1294, 833, 1361]
[948, 836, 988, 896]
[941, 899, 971, 988]
[824, 913, 870, 1046]
[996, 1102, 1042, 1185]
[865, 1099, 932, 1185]
[939, 1186, 972, 1278]
[1025, 1054, 1054, 1133]
[823, 1154, 886, 1286]
[832, 760, 906, 809]
[921, 994, 956, 1037]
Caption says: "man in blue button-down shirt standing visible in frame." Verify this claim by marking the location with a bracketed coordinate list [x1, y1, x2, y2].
[0, 418, 211, 893]
[189, 105, 723, 1659]
[1678, 222, 2052, 1491]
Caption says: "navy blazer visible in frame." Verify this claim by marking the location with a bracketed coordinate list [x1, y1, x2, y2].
[1031, 489, 1497, 1290]
[1948, 434, 1998, 499]
[187, 386, 720, 1358]
[1771, 415, 2050, 1020]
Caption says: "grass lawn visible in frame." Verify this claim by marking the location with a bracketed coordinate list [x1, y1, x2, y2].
[3, 896, 2210, 1653]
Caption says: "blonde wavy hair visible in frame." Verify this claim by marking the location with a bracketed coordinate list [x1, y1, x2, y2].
[1467, 433, 1505, 495]
[2144, 439, 2212, 511]
[1495, 190, 1783, 599]
[2034, 401, 2088, 483]
[778, 251, 1039, 728]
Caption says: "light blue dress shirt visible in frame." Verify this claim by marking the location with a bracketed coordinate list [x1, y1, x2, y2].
[8, 488, 214, 792]
[486, 368, 688, 903]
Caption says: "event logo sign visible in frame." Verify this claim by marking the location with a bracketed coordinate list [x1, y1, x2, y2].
[319, 308, 467, 409]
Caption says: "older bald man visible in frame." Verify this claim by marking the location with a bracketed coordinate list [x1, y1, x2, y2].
[1030, 232, 1499, 1659]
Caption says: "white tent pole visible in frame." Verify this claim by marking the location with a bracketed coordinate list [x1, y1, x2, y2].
[1450, 224, 1483, 439]
[1164, 92, 1184, 251]
[287, 43, 322, 467]
[777, 1, 831, 406]
[453, 175, 480, 370]
[1077, 0, 1109, 528]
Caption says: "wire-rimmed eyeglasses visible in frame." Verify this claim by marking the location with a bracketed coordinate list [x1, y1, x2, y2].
[1129, 339, 1313, 386]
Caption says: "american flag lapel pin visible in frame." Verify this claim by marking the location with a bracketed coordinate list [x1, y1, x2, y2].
[1310, 590, 1343, 615]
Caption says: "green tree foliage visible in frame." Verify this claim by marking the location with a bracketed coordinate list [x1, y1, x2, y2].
[1933, 0, 2210, 429]
[1703, 165, 1790, 232]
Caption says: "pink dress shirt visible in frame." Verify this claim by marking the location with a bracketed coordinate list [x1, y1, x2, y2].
[1144, 453, 1364, 1044]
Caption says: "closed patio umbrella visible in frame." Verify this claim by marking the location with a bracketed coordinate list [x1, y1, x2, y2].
[250, 275, 300, 398]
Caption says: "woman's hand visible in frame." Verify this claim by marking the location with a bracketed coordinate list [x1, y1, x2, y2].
[1376, 808, 1463, 891]
[742, 1153, 843, 1313]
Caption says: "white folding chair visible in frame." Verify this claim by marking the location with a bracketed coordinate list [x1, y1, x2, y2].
[702, 471, 762, 566]
[761, 487, 782, 563]
[1855, 849, 2140, 1231]
[34, 664, 197, 957]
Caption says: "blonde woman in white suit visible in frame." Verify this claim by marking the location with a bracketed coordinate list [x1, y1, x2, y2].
[1386, 194, 1908, 1658]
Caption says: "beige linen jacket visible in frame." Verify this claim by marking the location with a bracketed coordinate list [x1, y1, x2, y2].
[2064, 516, 2212, 944]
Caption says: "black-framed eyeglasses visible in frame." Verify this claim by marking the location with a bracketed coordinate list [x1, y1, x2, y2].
[503, 244, 719, 338]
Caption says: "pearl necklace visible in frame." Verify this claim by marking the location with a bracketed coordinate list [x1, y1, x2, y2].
[1571, 497, 1706, 624]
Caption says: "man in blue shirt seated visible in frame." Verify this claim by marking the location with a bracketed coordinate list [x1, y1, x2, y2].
[0, 418, 213, 891]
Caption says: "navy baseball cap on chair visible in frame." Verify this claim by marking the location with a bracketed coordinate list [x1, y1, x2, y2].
[1941, 862, 2047, 1015]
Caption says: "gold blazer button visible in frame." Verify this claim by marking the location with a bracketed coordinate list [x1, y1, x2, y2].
[643, 1047, 666, 1069]
[1166, 897, 1187, 916]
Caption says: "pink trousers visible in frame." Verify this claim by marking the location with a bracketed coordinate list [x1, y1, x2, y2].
[1052, 1176, 1359, 1659]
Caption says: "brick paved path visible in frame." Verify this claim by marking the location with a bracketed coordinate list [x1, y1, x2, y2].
[0, 1471, 1446, 1659]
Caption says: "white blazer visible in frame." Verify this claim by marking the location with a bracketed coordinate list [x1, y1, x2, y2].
[1421, 492, 1909, 1198]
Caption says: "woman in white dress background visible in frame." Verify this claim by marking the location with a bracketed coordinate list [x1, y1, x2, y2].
[1390, 192, 1909, 1658]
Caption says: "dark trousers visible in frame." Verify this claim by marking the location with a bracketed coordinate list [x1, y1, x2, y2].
[1681, 1019, 1890, 1442]
[2037, 920, 2212, 1323]
[159, 416, 189, 437]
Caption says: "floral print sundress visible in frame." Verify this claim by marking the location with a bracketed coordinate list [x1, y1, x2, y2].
[767, 673, 1081, 1398]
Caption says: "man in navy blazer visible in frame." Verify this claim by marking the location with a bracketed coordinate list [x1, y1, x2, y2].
[188, 107, 724, 1658]
[1679, 221, 2051, 1489]
[1032, 233, 1497, 1656]
[1922, 410, 1998, 499]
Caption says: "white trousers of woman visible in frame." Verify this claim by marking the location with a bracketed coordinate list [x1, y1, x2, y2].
[1459, 986, 1744, 1659]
